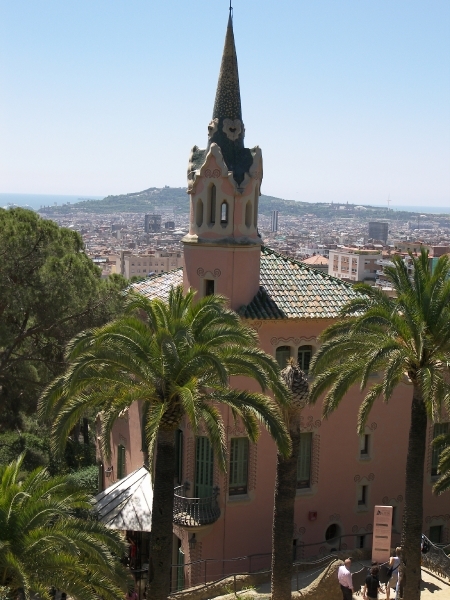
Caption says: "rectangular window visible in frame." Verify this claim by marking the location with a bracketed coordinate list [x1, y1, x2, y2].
[392, 506, 397, 530]
[360, 434, 370, 457]
[297, 433, 312, 489]
[297, 346, 312, 373]
[175, 429, 183, 484]
[205, 279, 215, 296]
[357, 534, 366, 549]
[117, 444, 126, 479]
[431, 423, 449, 476]
[358, 485, 368, 506]
[229, 438, 249, 496]
[429, 525, 442, 544]
[195, 437, 214, 498]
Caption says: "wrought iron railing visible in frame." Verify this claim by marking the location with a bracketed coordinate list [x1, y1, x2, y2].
[421, 534, 450, 580]
[173, 484, 220, 527]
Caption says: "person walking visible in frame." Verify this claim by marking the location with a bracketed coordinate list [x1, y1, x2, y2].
[338, 558, 354, 600]
[386, 547, 402, 600]
[363, 565, 382, 600]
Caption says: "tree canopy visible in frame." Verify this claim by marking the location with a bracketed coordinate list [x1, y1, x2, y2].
[0, 208, 126, 431]
[0, 454, 129, 600]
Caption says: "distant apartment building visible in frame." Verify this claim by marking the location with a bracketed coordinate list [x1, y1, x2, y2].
[114, 250, 183, 278]
[368, 221, 388, 244]
[328, 247, 380, 282]
[392, 241, 429, 254]
[299, 245, 330, 257]
[144, 214, 162, 233]
[270, 210, 278, 232]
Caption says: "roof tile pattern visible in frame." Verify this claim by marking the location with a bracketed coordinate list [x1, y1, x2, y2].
[212, 14, 242, 122]
[130, 268, 183, 302]
[130, 247, 357, 320]
[244, 246, 358, 319]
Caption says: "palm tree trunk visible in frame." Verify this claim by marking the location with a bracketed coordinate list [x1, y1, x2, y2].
[271, 424, 301, 600]
[148, 428, 176, 600]
[401, 386, 427, 600]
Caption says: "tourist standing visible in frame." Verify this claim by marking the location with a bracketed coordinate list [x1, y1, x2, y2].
[338, 558, 354, 600]
[386, 547, 402, 600]
[363, 565, 382, 600]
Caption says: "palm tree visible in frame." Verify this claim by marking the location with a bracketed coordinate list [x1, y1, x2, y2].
[432, 432, 450, 495]
[39, 286, 291, 600]
[0, 454, 129, 600]
[308, 250, 450, 600]
[271, 359, 309, 600]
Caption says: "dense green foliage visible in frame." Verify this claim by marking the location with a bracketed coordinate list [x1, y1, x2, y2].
[0, 208, 127, 431]
[0, 455, 129, 600]
[433, 432, 450, 495]
[66, 465, 99, 494]
[40, 286, 291, 463]
[309, 250, 450, 600]
[0, 430, 48, 473]
[40, 286, 291, 600]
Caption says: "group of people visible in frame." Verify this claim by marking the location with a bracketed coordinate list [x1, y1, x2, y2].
[338, 547, 403, 600]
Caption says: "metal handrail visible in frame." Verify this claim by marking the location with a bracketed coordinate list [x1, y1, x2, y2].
[173, 484, 220, 527]
[168, 531, 406, 593]
[169, 552, 373, 595]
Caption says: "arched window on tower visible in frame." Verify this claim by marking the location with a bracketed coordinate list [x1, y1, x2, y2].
[245, 200, 252, 228]
[253, 187, 259, 228]
[221, 201, 229, 225]
[209, 185, 216, 224]
[196, 198, 204, 228]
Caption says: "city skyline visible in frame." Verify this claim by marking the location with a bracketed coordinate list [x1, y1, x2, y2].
[1, 0, 449, 207]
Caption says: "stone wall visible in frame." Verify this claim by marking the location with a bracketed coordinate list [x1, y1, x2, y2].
[168, 571, 271, 600]
[168, 559, 347, 600]
[292, 559, 344, 600]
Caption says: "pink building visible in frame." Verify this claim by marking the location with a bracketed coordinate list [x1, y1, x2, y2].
[98, 12, 449, 590]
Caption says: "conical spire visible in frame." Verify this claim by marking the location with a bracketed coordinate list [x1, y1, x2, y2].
[212, 13, 242, 122]
[207, 11, 252, 184]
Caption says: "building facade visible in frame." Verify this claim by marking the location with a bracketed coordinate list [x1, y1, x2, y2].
[98, 13, 450, 590]
[368, 221, 388, 244]
[328, 247, 380, 282]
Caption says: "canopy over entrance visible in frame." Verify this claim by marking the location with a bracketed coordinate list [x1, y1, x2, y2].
[93, 466, 153, 531]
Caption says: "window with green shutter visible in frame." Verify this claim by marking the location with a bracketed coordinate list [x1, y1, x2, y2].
[117, 444, 126, 479]
[297, 433, 312, 489]
[229, 438, 249, 496]
[431, 423, 449, 476]
[429, 525, 443, 544]
[195, 437, 214, 498]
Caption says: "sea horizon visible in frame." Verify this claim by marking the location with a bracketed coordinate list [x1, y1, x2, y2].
[0, 192, 448, 215]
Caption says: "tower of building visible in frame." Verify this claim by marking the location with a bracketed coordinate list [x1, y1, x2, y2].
[182, 11, 263, 310]
[270, 210, 279, 233]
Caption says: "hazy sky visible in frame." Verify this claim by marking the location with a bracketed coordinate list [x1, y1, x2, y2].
[1, 0, 449, 208]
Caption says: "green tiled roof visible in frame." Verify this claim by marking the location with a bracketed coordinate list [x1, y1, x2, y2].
[242, 246, 358, 319]
[130, 247, 357, 320]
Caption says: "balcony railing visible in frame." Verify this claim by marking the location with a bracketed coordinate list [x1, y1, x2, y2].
[173, 484, 220, 527]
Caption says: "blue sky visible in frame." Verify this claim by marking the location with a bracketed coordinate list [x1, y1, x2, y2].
[1, 0, 449, 208]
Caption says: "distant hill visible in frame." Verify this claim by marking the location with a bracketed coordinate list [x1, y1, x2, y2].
[38, 186, 449, 222]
